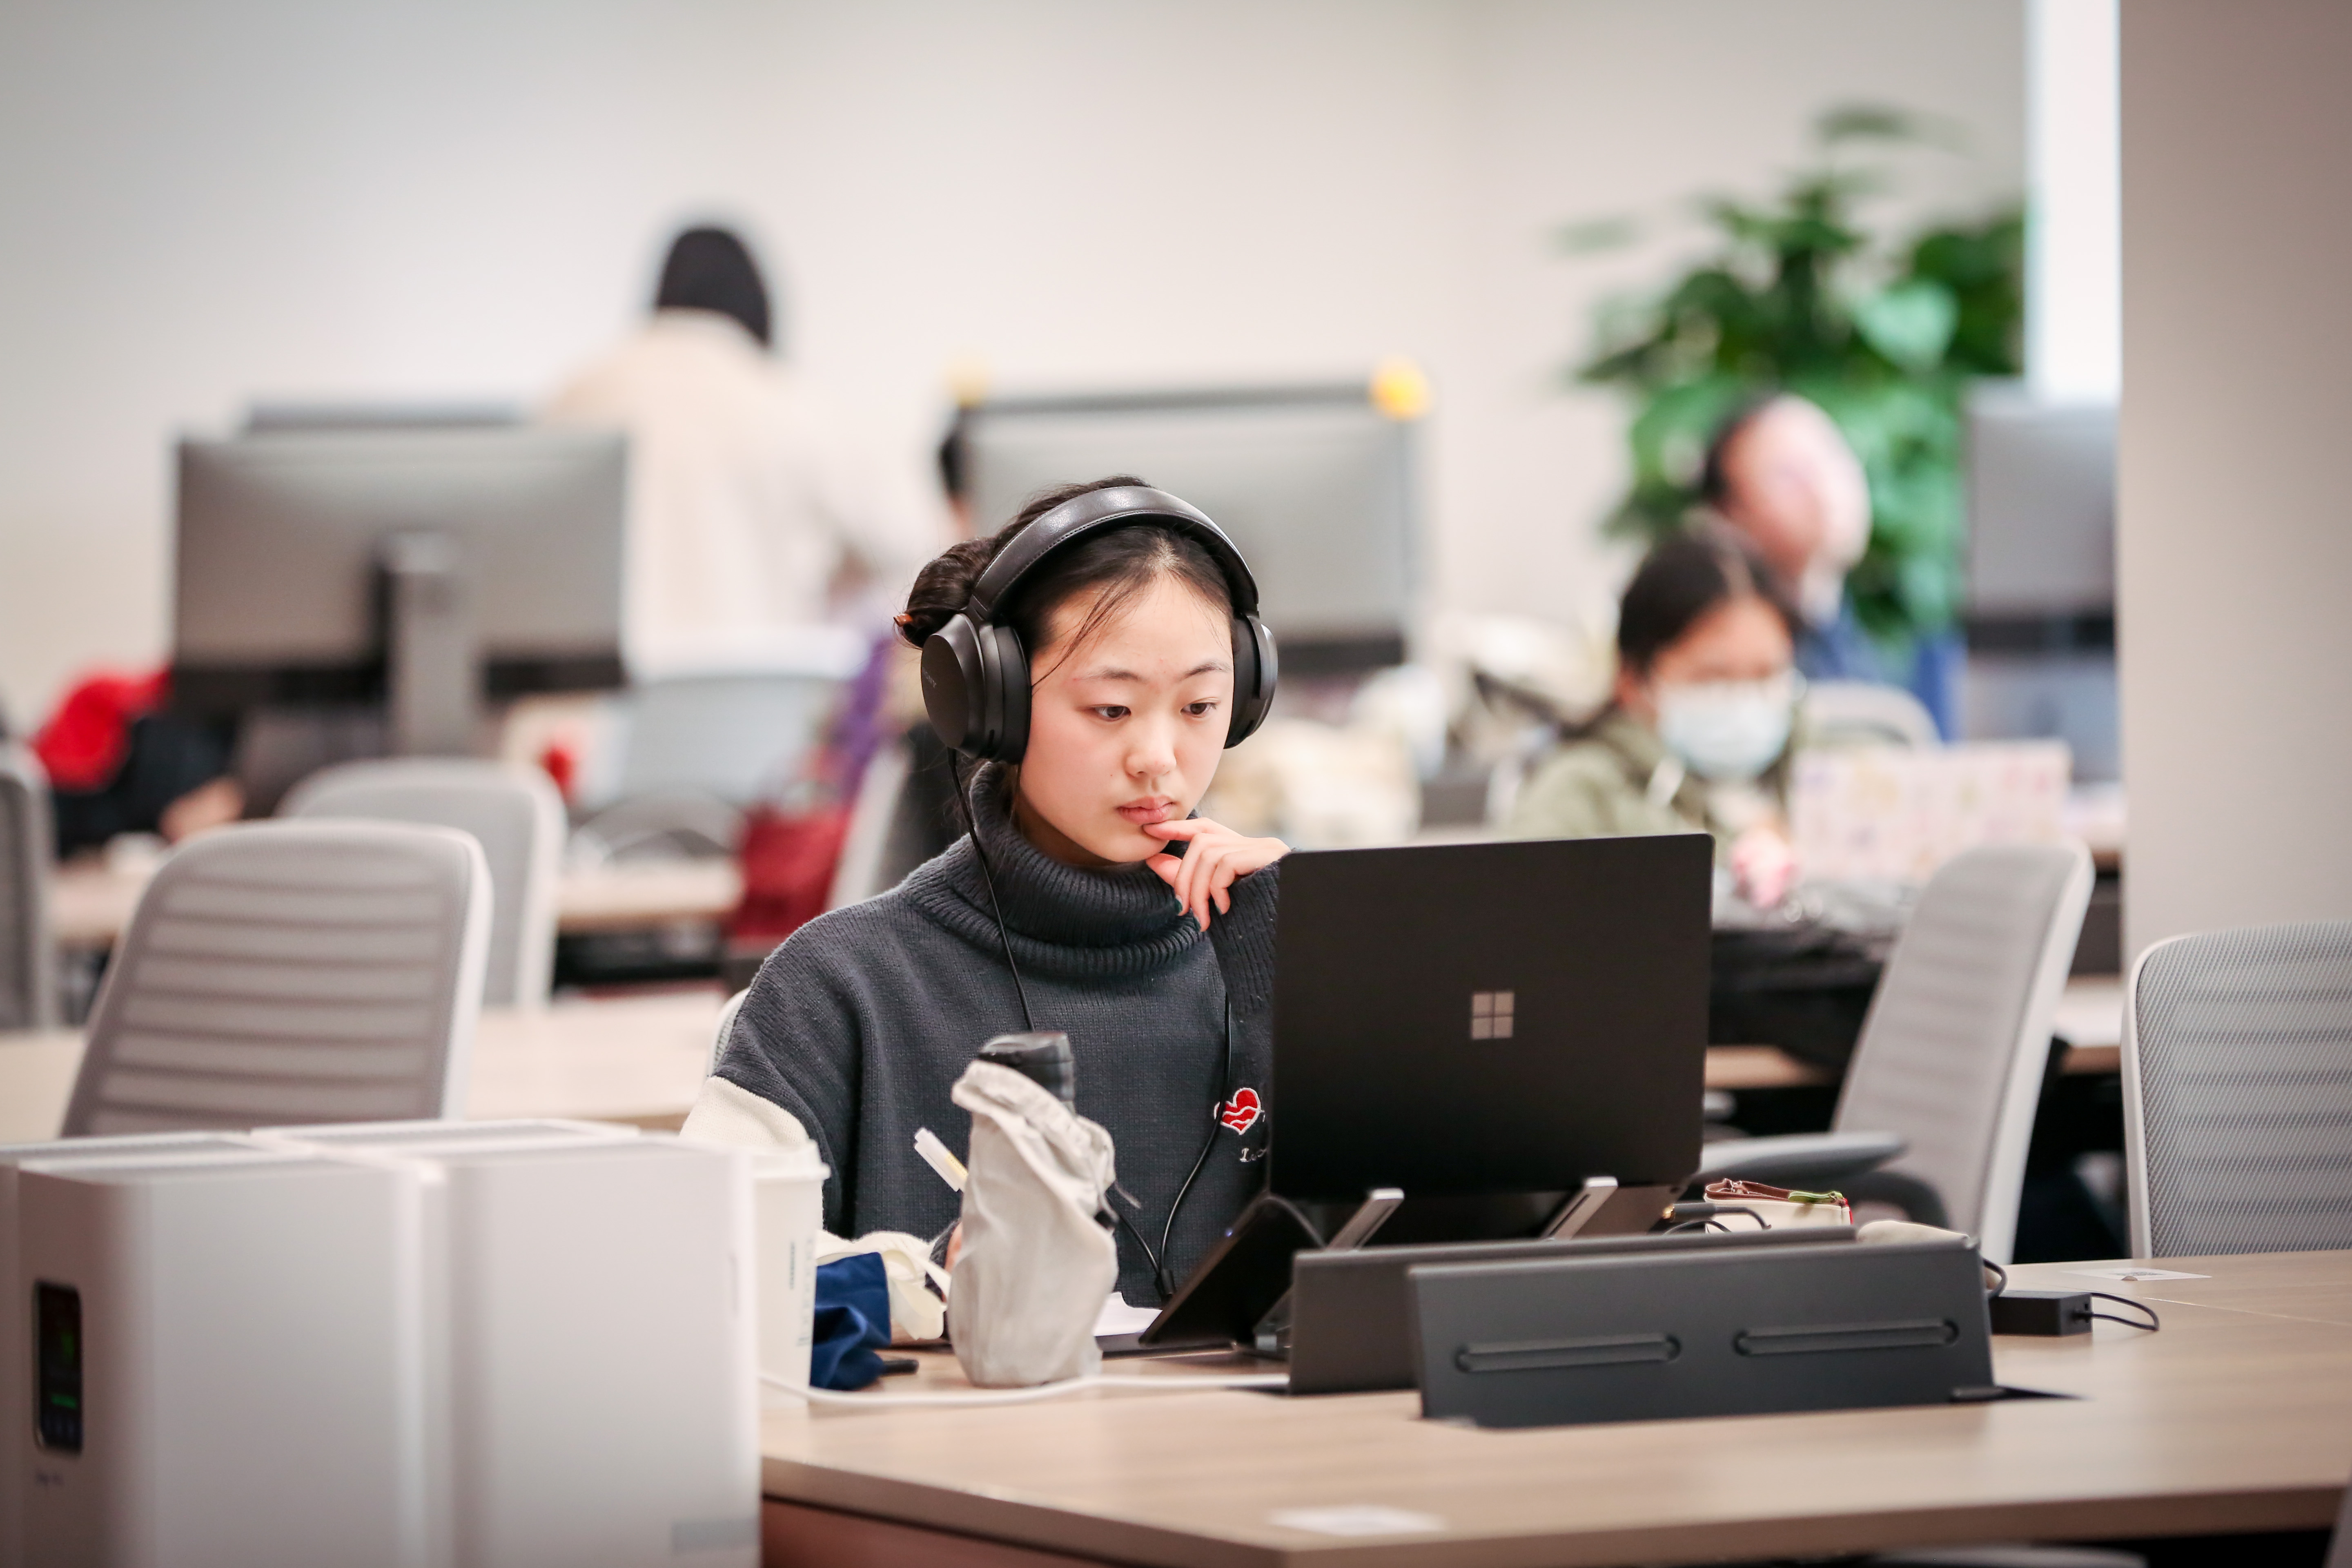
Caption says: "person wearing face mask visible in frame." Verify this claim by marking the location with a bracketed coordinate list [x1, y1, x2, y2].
[1508, 528, 1802, 905]
[1700, 394, 1956, 738]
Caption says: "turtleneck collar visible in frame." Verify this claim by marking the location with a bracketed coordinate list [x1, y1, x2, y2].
[896, 763, 1202, 980]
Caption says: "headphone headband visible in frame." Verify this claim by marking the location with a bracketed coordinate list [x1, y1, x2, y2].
[920, 481, 1276, 762]
[967, 484, 1260, 624]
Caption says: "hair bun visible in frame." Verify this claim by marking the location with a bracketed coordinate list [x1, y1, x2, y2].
[896, 475, 1160, 650]
[896, 535, 1000, 648]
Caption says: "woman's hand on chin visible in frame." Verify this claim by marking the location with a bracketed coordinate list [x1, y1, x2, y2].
[1143, 818, 1288, 932]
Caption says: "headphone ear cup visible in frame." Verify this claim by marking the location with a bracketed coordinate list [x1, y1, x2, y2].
[922, 614, 1031, 762]
[921, 617, 989, 755]
[980, 621, 1031, 763]
[1226, 615, 1278, 747]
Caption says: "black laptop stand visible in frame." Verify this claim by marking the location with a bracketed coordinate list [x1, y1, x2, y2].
[1137, 1175, 1677, 1354]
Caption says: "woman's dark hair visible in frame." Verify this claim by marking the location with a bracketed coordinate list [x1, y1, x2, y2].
[1617, 527, 1798, 676]
[896, 477, 1232, 665]
[1697, 392, 1783, 507]
[654, 226, 774, 349]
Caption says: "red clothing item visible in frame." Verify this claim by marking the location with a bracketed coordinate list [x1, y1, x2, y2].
[727, 802, 850, 946]
[33, 670, 170, 791]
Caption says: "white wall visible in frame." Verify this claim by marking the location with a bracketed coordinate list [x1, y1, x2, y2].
[0, 0, 2021, 726]
[2118, 3, 2352, 953]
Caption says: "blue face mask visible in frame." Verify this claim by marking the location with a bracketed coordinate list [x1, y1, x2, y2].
[1654, 675, 1796, 782]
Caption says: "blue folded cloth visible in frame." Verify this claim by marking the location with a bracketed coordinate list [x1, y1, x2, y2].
[811, 1252, 891, 1391]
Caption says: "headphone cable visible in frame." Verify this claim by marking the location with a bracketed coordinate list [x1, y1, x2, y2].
[1150, 1000, 1234, 1299]
[958, 752, 1179, 1288]
[951, 753, 1035, 1032]
[950, 751, 1236, 1305]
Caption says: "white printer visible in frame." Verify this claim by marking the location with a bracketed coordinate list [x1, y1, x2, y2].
[270, 1120, 760, 1567]
[17, 1143, 440, 1567]
[1, 1132, 282, 1568]
[2, 1122, 757, 1568]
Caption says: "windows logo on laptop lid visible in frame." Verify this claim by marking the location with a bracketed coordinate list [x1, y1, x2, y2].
[1268, 833, 1712, 1203]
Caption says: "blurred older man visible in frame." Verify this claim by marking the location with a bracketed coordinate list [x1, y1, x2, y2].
[1699, 394, 1956, 736]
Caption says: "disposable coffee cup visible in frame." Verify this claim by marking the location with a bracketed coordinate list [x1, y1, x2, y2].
[751, 1150, 830, 1392]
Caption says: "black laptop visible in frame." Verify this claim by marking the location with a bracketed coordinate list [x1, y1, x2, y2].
[1138, 832, 1713, 1350]
[1269, 831, 1711, 1202]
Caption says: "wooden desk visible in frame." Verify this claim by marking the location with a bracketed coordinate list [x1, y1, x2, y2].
[0, 978, 2119, 1142]
[49, 856, 742, 950]
[758, 1250, 2352, 1567]
[0, 988, 726, 1144]
[1707, 976, 2127, 1089]
[548, 860, 743, 935]
[1702, 1043, 1826, 1090]
[2052, 975, 2123, 1074]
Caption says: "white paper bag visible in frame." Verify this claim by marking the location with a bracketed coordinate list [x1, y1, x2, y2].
[949, 1059, 1119, 1387]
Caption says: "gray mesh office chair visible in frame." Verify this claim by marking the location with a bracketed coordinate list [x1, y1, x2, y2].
[62, 820, 490, 1136]
[282, 758, 564, 1006]
[0, 744, 58, 1030]
[1699, 842, 2093, 1263]
[1800, 680, 1942, 750]
[2125, 919, 2352, 1258]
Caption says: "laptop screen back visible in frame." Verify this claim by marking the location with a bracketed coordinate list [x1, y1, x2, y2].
[1269, 833, 1711, 1201]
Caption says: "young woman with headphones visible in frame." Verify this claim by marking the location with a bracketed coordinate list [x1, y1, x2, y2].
[693, 476, 1289, 1307]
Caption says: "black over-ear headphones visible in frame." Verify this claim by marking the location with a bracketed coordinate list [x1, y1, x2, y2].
[919, 485, 1278, 763]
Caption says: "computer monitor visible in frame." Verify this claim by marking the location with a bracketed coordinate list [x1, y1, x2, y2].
[1270, 832, 1713, 1202]
[242, 401, 523, 434]
[1965, 392, 2115, 615]
[173, 426, 627, 755]
[961, 384, 1417, 676]
[1962, 390, 2120, 781]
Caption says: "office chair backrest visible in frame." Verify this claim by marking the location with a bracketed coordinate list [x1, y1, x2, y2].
[1834, 841, 2093, 1263]
[2125, 919, 2352, 1258]
[710, 987, 749, 1075]
[282, 758, 564, 1006]
[62, 820, 490, 1136]
[618, 670, 841, 803]
[1799, 681, 1941, 750]
[572, 789, 742, 864]
[0, 744, 58, 1030]
[826, 737, 913, 910]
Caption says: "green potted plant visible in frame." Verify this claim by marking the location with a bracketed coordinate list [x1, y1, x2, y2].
[1568, 105, 2023, 658]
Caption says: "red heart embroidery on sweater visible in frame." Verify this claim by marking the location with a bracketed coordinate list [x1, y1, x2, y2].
[1217, 1087, 1262, 1135]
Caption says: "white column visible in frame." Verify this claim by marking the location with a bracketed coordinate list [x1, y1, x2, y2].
[2027, 0, 2120, 402]
[2118, 2, 2352, 954]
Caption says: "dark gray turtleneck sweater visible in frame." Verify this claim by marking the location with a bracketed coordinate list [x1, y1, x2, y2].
[715, 766, 1277, 1305]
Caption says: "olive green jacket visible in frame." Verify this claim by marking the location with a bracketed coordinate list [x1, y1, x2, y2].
[1505, 708, 1739, 853]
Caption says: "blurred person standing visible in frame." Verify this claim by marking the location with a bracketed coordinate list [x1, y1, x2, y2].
[1699, 394, 1956, 736]
[935, 403, 976, 539]
[548, 226, 945, 672]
